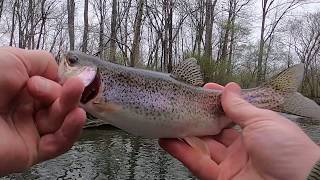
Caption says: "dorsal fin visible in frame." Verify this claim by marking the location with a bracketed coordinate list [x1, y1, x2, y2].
[171, 58, 204, 86]
[262, 64, 305, 94]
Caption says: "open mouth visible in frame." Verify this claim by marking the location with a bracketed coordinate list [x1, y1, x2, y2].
[81, 72, 101, 104]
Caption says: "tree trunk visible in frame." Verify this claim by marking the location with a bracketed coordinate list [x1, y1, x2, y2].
[227, 1, 237, 74]
[204, 0, 217, 60]
[82, 0, 89, 53]
[27, 0, 35, 49]
[125, 1, 131, 60]
[110, 0, 117, 62]
[167, 0, 173, 72]
[220, 0, 233, 62]
[49, 28, 61, 53]
[195, 0, 204, 57]
[197, 29, 203, 57]
[227, 11, 236, 74]
[123, 0, 132, 64]
[16, 2, 25, 48]
[0, 0, 4, 19]
[162, 1, 168, 72]
[67, 0, 75, 50]
[130, 0, 144, 67]
[9, 1, 17, 46]
[37, 0, 47, 49]
[257, 1, 267, 85]
[98, 0, 105, 59]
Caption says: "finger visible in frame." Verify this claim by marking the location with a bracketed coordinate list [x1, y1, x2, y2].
[38, 108, 86, 162]
[201, 136, 227, 164]
[221, 82, 270, 127]
[36, 77, 84, 134]
[213, 129, 240, 147]
[159, 138, 219, 179]
[27, 76, 62, 106]
[218, 137, 248, 180]
[2, 47, 58, 80]
[203, 83, 224, 91]
[0, 48, 57, 112]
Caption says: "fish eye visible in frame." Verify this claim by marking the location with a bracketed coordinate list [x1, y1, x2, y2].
[67, 55, 78, 66]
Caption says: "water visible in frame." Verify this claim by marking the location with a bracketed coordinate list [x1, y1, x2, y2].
[3, 115, 320, 180]
[5, 127, 195, 180]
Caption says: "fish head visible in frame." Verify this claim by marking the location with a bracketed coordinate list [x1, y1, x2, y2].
[58, 51, 101, 104]
[58, 51, 98, 87]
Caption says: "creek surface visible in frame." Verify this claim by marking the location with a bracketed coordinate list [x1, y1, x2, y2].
[4, 115, 320, 180]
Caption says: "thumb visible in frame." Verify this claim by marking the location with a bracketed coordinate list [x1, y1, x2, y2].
[221, 82, 268, 127]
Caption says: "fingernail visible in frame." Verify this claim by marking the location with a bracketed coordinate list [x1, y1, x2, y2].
[203, 83, 213, 89]
[225, 82, 240, 94]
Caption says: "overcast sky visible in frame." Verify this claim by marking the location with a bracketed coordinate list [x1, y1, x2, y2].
[247, 0, 320, 39]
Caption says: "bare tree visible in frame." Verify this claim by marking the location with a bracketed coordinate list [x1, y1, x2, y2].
[192, 0, 205, 57]
[26, 0, 34, 49]
[110, 0, 117, 62]
[204, 0, 217, 60]
[37, 0, 47, 49]
[82, 0, 89, 53]
[100, 0, 106, 59]
[15, 0, 36, 48]
[219, 0, 233, 62]
[37, 0, 56, 50]
[130, 0, 144, 67]
[0, 0, 4, 19]
[167, 0, 173, 72]
[290, 12, 320, 97]
[9, 0, 17, 46]
[120, 0, 132, 65]
[257, 0, 301, 84]
[67, 0, 75, 50]
[223, 0, 251, 73]
[49, 5, 68, 54]
[0, 0, 318, 97]
[145, 0, 163, 69]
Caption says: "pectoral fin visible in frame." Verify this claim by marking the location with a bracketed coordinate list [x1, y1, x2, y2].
[92, 99, 122, 113]
[183, 137, 210, 156]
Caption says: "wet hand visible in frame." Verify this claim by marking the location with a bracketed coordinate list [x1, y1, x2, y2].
[159, 82, 320, 180]
[0, 47, 86, 175]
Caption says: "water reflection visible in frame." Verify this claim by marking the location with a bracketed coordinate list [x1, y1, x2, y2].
[4, 115, 320, 180]
[5, 128, 195, 180]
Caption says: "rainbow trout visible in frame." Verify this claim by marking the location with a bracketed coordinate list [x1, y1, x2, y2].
[58, 51, 320, 139]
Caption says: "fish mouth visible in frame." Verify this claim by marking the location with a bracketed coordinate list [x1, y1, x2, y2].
[81, 72, 101, 104]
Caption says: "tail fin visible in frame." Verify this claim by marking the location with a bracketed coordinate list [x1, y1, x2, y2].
[242, 64, 304, 110]
[262, 64, 320, 120]
[282, 92, 320, 120]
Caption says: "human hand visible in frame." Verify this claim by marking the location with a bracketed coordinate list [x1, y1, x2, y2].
[159, 82, 320, 180]
[0, 47, 86, 176]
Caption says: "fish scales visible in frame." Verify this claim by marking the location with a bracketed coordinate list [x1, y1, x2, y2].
[58, 51, 320, 138]
[94, 62, 228, 137]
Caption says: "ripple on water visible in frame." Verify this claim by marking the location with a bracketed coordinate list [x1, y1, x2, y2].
[5, 114, 320, 180]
